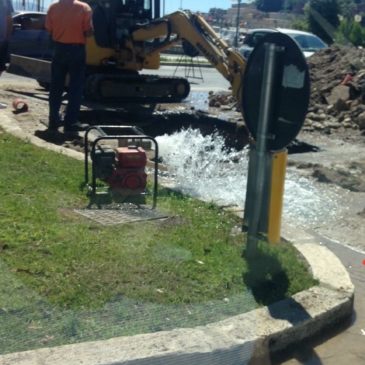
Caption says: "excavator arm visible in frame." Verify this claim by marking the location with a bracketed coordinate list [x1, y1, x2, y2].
[132, 11, 246, 103]
[8, 4, 247, 105]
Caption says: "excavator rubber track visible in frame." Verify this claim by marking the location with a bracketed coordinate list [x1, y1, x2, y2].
[84, 73, 191, 104]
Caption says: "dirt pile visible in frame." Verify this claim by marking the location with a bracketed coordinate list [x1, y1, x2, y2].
[208, 46, 365, 137]
[305, 45, 365, 134]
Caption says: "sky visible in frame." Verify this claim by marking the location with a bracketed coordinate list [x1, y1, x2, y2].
[164, 0, 252, 14]
[33, 0, 253, 13]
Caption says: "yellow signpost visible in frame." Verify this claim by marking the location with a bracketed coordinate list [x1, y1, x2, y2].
[268, 149, 288, 244]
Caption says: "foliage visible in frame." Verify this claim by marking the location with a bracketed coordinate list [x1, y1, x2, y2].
[255, 0, 284, 12]
[349, 20, 365, 44]
[291, 17, 310, 30]
[208, 7, 227, 23]
[307, 0, 340, 44]
[208, 7, 227, 17]
[338, 0, 356, 18]
[335, 17, 353, 43]
[335, 0, 365, 46]
[284, 0, 308, 13]
[335, 17, 365, 45]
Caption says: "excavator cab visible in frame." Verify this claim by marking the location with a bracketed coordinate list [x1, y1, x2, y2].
[85, 0, 164, 72]
[90, 0, 159, 49]
[83, 0, 191, 103]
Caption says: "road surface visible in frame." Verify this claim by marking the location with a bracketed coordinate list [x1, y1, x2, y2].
[141, 64, 230, 92]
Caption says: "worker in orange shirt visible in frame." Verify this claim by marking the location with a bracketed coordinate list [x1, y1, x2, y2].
[45, 0, 93, 132]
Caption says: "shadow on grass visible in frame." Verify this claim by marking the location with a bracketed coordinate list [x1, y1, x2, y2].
[157, 186, 186, 200]
[242, 242, 312, 322]
[243, 243, 324, 365]
[243, 244, 290, 307]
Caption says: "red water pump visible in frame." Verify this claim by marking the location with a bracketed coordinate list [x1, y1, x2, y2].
[85, 126, 158, 208]
[106, 146, 147, 195]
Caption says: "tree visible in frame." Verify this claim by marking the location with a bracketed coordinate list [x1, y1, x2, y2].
[291, 17, 310, 30]
[284, 0, 307, 13]
[349, 21, 365, 44]
[336, 17, 365, 45]
[255, 0, 284, 12]
[338, 0, 356, 18]
[208, 8, 227, 18]
[208, 7, 227, 26]
[335, 17, 353, 43]
[307, 0, 340, 44]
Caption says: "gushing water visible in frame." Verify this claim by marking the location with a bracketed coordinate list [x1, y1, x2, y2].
[156, 129, 342, 227]
[157, 129, 248, 206]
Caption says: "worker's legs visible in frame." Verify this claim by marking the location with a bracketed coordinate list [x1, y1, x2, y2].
[48, 46, 68, 129]
[0, 41, 9, 109]
[63, 45, 86, 129]
[0, 41, 9, 74]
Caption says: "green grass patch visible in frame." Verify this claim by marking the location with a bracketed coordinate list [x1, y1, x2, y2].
[0, 132, 317, 353]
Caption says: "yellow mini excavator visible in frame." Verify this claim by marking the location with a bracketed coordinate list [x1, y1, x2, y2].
[10, 0, 246, 104]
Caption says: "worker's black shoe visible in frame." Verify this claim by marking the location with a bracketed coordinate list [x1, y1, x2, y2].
[64, 122, 89, 132]
[47, 122, 62, 132]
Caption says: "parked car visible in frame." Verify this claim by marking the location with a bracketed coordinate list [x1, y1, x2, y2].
[239, 28, 327, 60]
[9, 11, 52, 60]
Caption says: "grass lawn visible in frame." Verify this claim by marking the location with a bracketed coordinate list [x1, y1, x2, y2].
[0, 131, 317, 353]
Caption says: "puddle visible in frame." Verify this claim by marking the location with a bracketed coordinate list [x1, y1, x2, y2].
[183, 91, 209, 112]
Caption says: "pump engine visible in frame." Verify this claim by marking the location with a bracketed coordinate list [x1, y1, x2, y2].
[94, 145, 147, 200]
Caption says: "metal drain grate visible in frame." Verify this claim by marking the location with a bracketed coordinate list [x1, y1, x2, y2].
[74, 204, 168, 225]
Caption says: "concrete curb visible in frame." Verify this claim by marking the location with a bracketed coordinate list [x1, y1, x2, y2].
[0, 112, 355, 365]
[0, 111, 84, 161]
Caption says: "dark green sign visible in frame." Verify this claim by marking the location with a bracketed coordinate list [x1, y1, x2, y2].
[242, 33, 310, 151]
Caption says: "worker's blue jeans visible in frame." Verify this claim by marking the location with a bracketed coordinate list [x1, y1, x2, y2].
[49, 43, 86, 128]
